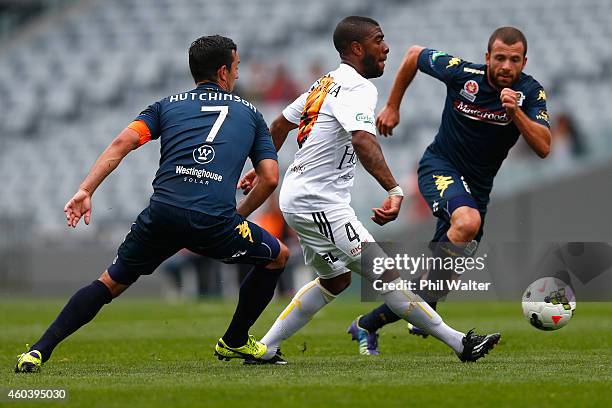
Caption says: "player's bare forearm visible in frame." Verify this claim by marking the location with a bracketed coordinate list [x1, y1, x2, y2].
[351, 130, 398, 191]
[79, 128, 141, 194]
[512, 109, 551, 158]
[270, 114, 298, 151]
[237, 182, 276, 218]
[237, 158, 279, 217]
[386, 45, 424, 109]
[377, 46, 425, 136]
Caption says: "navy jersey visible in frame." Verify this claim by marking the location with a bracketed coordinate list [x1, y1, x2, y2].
[135, 82, 277, 217]
[417, 48, 550, 192]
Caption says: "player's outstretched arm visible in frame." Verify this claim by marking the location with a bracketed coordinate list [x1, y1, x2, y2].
[270, 114, 298, 151]
[237, 159, 279, 218]
[501, 88, 551, 158]
[64, 127, 141, 228]
[377, 45, 425, 136]
[351, 130, 403, 225]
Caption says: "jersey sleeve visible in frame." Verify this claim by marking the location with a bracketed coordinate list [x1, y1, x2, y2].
[329, 82, 377, 135]
[282, 92, 307, 125]
[249, 112, 278, 166]
[135, 101, 162, 140]
[417, 48, 466, 85]
[523, 84, 550, 128]
[127, 120, 152, 146]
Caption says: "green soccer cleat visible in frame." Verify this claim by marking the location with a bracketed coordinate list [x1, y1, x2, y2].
[214, 335, 267, 361]
[15, 347, 42, 373]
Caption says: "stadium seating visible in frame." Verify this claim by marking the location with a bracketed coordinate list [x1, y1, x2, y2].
[0, 0, 610, 230]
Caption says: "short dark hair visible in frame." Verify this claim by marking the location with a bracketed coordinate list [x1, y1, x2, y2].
[333, 16, 380, 56]
[488, 26, 528, 56]
[189, 35, 237, 83]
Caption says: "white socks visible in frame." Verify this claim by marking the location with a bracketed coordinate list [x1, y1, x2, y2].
[261, 277, 465, 358]
[382, 278, 465, 354]
[261, 278, 336, 360]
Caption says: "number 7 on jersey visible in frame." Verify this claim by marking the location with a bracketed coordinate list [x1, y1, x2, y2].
[201, 106, 228, 142]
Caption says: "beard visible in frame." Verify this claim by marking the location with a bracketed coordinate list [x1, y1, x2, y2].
[487, 69, 515, 89]
[362, 53, 384, 78]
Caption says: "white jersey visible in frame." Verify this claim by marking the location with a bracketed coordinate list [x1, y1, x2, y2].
[279, 63, 378, 213]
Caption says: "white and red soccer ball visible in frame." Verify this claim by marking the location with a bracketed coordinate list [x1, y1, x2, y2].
[521, 277, 576, 331]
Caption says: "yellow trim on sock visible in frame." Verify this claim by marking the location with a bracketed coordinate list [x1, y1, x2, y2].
[399, 290, 433, 319]
[416, 302, 433, 319]
[278, 281, 317, 320]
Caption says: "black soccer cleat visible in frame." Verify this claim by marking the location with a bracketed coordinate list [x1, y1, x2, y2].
[243, 349, 288, 366]
[458, 329, 501, 362]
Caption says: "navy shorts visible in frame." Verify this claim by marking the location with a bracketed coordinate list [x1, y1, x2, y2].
[417, 151, 489, 243]
[107, 200, 280, 284]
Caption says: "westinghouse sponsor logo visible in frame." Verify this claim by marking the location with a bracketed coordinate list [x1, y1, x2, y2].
[193, 144, 215, 164]
[175, 165, 223, 182]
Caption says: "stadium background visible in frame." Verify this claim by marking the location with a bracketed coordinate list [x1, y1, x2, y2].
[1, 0, 611, 298]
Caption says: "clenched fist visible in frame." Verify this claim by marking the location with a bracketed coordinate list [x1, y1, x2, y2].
[500, 88, 519, 117]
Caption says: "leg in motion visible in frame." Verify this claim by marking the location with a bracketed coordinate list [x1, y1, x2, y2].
[15, 271, 129, 373]
[251, 272, 351, 364]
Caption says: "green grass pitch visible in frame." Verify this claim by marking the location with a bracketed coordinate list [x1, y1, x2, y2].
[1, 298, 611, 407]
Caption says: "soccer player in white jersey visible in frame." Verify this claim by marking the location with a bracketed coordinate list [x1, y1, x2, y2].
[239, 16, 500, 364]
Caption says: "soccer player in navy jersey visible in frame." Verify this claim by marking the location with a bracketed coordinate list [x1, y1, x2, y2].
[348, 27, 551, 355]
[15, 35, 290, 372]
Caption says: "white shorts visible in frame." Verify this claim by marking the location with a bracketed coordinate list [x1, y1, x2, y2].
[283, 206, 375, 280]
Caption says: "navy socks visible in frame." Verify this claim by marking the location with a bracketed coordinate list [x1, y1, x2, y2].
[222, 266, 283, 348]
[358, 303, 401, 333]
[31, 280, 113, 362]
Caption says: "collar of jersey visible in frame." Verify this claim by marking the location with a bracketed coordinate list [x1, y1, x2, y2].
[196, 81, 226, 92]
[339, 62, 359, 76]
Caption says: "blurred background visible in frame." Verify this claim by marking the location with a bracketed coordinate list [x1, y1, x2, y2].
[1, 0, 611, 298]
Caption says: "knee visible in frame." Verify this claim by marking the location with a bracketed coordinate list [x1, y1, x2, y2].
[266, 241, 290, 269]
[450, 207, 481, 242]
[319, 272, 351, 296]
[98, 270, 129, 298]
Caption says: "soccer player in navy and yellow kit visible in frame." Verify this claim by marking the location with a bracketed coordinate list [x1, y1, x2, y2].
[348, 27, 552, 354]
[15, 35, 289, 372]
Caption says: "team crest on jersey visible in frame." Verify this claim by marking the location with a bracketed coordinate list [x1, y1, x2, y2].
[460, 80, 479, 102]
[193, 144, 215, 164]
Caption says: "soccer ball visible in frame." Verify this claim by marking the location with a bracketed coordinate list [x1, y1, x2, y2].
[521, 277, 576, 331]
